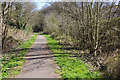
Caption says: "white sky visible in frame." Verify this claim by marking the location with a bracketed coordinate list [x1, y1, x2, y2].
[32, 0, 51, 10]
[35, 2, 50, 10]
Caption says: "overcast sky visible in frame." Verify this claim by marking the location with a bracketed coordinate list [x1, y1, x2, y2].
[32, 0, 51, 10]
[34, 2, 51, 10]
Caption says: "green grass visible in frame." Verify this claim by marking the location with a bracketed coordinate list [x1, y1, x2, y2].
[40, 33, 100, 79]
[1, 34, 37, 78]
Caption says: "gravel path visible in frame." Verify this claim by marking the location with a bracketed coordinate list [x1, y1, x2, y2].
[16, 34, 59, 78]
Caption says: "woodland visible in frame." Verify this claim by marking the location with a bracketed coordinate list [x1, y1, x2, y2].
[0, 1, 120, 79]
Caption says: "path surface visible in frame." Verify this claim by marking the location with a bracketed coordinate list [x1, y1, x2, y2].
[16, 34, 59, 78]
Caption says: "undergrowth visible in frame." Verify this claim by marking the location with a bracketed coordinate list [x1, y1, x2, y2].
[40, 33, 100, 79]
[1, 34, 37, 79]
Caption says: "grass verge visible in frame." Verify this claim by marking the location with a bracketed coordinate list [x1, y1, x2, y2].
[1, 34, 37, 79]
[40, 33, 100, 78]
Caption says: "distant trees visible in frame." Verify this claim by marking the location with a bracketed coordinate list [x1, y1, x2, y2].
[31, 11, 45, 32]
[42, 2, 120, 56]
